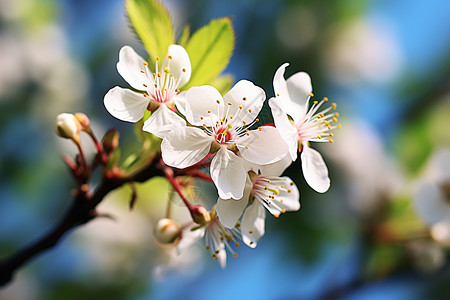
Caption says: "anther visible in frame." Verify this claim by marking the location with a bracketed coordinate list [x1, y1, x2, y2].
[235, 242, 240, 247]
[208, 110, 211, 113]
[282, 209, 286, 214]
[243, 97, 247, 101]
[168, 55, 172, 59]
[233, 253, 238, 257]
[228, 102, 232, 106]
[333, 117, 338, 122]
[323, 97, 328, 101]
[313, 101, 318, 104]
[143, 62, 148, 66]
[309, 92, 314, 97]
[140, 70, 145, 73]
[335, 112, 340, 117]
[327, 138, 334, 143]
[182, 68, 186, 72]
[216, 99, 220, 104]
[143, 84, 148, 87]
[332, 103, 337, 109]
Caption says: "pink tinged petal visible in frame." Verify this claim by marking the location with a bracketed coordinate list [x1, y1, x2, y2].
[285, 71, 312, 122]
[241, 201, 266, 248]
[142, 105, 186, 139]
[164, 44, 191, 87]
[104, 86, 149, 122]
[269, 97, 299, 161]
[301, 145, 330, 193]
[413, 180, 449, 226]
[116, 45, 148, 91]
[210, 148, 246, 199]
[161, 126, 212, 168]
[185, 85, 224, 126]
[237, 126, 289, 165]
[273, 63, 289, 99]
[223, 80, 266, 125]
[216, 177, 252, 228]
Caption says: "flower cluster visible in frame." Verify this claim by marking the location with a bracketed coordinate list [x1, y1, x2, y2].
[104, 44, 340, 267]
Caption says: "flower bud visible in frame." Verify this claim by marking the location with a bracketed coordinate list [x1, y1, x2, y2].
[154, 218, 182, 244]
[74, 113, 91, 132]
[101, 129, 120, 154]
[190, 205, 211, 225]
[55, 113, 80, 142]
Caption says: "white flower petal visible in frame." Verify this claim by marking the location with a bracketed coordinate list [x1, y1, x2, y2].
[164, 44, 191, 88]
[185, 85, 224, 126]
[173, 91, 187, 116]
[223, 80, 266, 125]
[268, 176, 300, 212]
[269, 97, 299, 161]
[116, 45, 148, 91]
[273, 63, 289, 99]
[210, 148, 246, 199]
[216, 177, 252, 228]
[216, 197, 249, 229]
[237, 126, 289, 165]
[104, 86, 149, 122]
[244, 153, 292, 177]
[241, 201, 266, 248]
[301, 145, 330, 193]
[285, 71, 312, 122]
[142, 105, 186, 138]
[177, 226, 205, 255]
[161, 126, 212, 168]
[413, 179, 449, 226]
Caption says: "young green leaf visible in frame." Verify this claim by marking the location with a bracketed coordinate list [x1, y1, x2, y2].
[184, 17, 235, 89]
[178, 25, 191, 47]
[126, 0, 175, 62]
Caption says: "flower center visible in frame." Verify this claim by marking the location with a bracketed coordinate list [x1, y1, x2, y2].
[141, 57, 184, 105]
[213, 123, 234, 145]
[296, 96, 340, 144]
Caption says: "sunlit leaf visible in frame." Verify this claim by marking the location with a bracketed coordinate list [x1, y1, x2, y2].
[178, 25, 191, 47]
[208, 74, 234, 95]
[126, 0, 175, 62]
[184, 17, 235, 89]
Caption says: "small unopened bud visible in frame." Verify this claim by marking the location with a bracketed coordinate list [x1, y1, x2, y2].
[101, 129, 120, 154]
[190, 205, 211, 225]
[74, 113, 91, 132]
[55, 113, 80, 142]
[154, 218, 182, 244]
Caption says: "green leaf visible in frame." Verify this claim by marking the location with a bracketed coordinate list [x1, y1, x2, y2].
[178, 25, 191, 47]
[126, 0, 175, 62]
[208, 74, 234, 95]
[184, 17, 235, 89]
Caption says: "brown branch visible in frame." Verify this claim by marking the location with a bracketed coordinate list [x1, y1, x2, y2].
[0, 155, 165, 287]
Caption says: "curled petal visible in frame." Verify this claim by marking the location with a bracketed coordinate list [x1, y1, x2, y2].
[164, 44, 191, 88]
[273, 63, 289, 100]
[211, 148, 246, 199]
[301, 145, 330, 193]
[185, 85, 224, 126]
[173, 91, 188, 116]
[269, 97, 299, 161]
[104, 87, 149, 122]
[223, 80, 266, 125]
[237, 126, 289, 165]
[116, 46, 148, 91]
[241, 201, 266, 248]
[142, 105, 186, 139]
[285, 71, 312, 122]
[161, 126, 212, 168]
